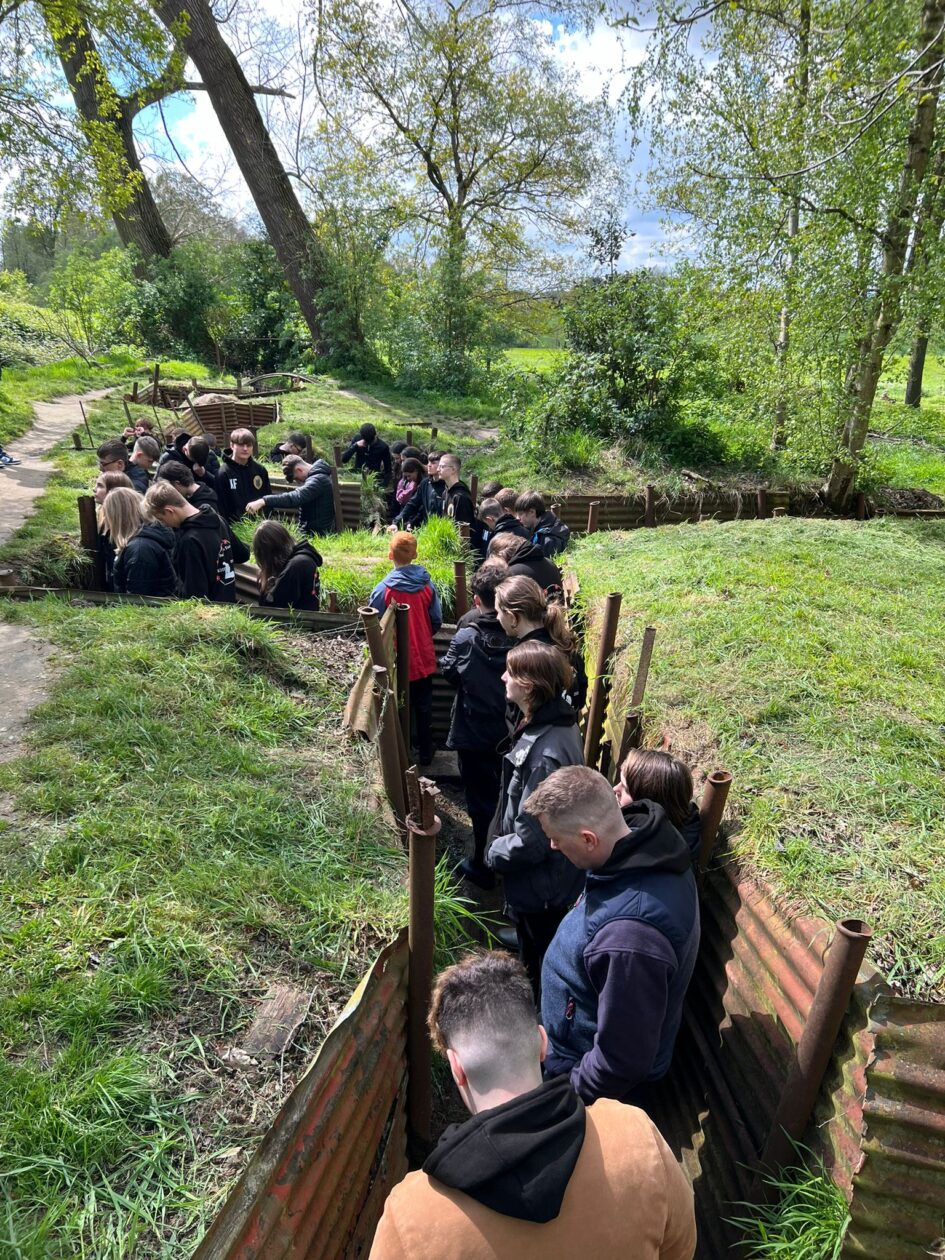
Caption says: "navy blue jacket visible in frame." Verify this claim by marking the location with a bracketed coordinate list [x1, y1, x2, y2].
[262, 459, 336, 536]
[113, 522, 176, 596]
[394, 476, 442, 529]
[541, 800, 700, 1104]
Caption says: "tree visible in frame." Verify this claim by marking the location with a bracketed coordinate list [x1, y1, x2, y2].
[314, 0, 611, 388]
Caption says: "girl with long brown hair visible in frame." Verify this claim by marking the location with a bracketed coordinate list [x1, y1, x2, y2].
[494, 575, 588, 715]
[253, 520, 322, 611]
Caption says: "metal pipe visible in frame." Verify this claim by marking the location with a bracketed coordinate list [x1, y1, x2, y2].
[697, 770, 733, 873]
[617, 625, 657, 764]
[359, 605, 389, 672]
[372, 665, 407, 829]
[757, 918, 872, 1189]
[77, 496, 105, 590]
[645, 484, 657, 528]
[395, 603, 411, 757]
[550, 502, 561, 518]
[757, 487, 769, 519]
[453, 560, 469, 619]
[79, 401, 95, 450]
[586, 501, 600, 535]
[329, 464, 345, 533]
[406, 776, 440, 1149]
[469, 472, 478, 503]
[583, 592, 622, 768]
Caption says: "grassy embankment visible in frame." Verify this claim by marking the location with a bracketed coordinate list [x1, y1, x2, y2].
[0, 598, 413, 1255]
[571, 516, 945, 1000]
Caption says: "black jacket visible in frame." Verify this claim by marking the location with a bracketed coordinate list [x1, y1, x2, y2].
[507, 541, 564, 601]
[423, 1075, 585, 1223]
[157, 432, 220, 481]
[126, 461, 150, 494]
[394, 476, 442, 529]
[260, 541, 323, 611]
[492, 513, 530, 540]
[441, 613, 515, 753]
[173, 504, 236, 602]
[506, 627, 588, 722]
[215, 453, 271, 521]
[533, 511, 570, 558]
[113, 523, 177, 597]
[189, 481, 219, 511]
[341, 437, 392, 486]
[443, 480, 475, 528]
[262, 459, 337, 536]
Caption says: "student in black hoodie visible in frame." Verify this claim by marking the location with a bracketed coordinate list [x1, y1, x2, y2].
[479, 497, 530, 545]
[246, 455, 337, 536]
[616, 748, 702, 864]
[494, 575, 588, 716]
[156, 462, 249, 564]
[216, 428, 271, 521]
[341, 422, 393, 487]
[501, 537, 564, 602]
[441, 563, 515, 889]
[156, 432, 220, 482]
[253, 520, 322, 611]
[102, 488, 176, 597]
[515, 491, 571, 558]
[98, 438, 149, 494]
[144, 481, 236, 602]
[437, 453, 475, 528]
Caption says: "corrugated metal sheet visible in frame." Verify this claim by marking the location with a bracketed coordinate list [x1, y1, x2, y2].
[544, 489, 792, 533]
[344, 620, 458, 745]
[194, 932, 409, 1260]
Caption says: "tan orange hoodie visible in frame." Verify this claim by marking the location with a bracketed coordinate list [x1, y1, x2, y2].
[368, 1098, 696, 1260]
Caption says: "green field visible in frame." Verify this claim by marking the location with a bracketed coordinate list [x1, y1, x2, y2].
[572, 517, 945, 999]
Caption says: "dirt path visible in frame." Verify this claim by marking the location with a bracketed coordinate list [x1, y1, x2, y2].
[0, 387, 113, 549]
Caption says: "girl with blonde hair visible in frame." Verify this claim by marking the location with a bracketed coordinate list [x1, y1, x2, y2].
[102, 487, 176, 597]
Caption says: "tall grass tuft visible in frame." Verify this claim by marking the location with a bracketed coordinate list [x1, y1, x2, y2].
[729, 1151, 850, 1259]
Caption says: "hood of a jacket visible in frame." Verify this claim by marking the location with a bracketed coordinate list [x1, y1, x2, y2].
[190, 483, 218, 509]
[510, 539, 545, 563]
[525, 693, 578, 730]
[181, 504, 222, 532]
[537, 512, 567, 534]
[222, 452, 257, 470]
[172, 433, 190, 458]
[137, 521, 175, 550]
[493, 513, 528, 536]
[289, 540, 323, 566]
[385, 562, 432, 592]
[423, 1075, 585, 1223]
[598, 800, 692, 877]
[447, 479, 471, 497]
[309, 458, 332, 478]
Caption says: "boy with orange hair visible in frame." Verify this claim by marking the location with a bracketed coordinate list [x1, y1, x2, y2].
[370, 531, 443, 765]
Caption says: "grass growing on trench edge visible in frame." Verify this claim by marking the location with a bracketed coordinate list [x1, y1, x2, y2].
[571, 516, 945, 1000]
[0, 597, 478, 1257]
[729, 1150, 850, 1260]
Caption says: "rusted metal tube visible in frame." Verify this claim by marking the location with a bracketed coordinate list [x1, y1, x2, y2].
[697, 770, 733, 873]
[550, 502, 561, 518]
[332, 442, 342, 467]
[329, 464, 345, 533]
[372, 665, 407, 830]
[453, 560, 469, 620]
[758, 918, 873, 1187]
[359, 606, 388, 671]
[617, 625, 657, 765]
[645, 484, 657, 528]
[583, 592, 622, 769]
[757, 487, 769, 519]
[395, 603, 411, 759]
[406, 795, 440, 1149]
[469, 472, 478, 503]
[586, 501, 600, 535]
[405, 429, 413, 447]
[77, 495, 105, 591]
[459, 522, 470, 543]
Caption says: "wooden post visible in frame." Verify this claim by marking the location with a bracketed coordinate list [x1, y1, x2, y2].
[328, 591, 338, 613]
[405, 429, 413, 447]
[72, 432, 83, 451]
[453, 560, 469, 619]
[617, 625, 657, 765]
[372, 665, 408, 830]
[430, 425, 438, 440]
[79, 401, 95, 451]
[395, 603, 412, 758]
[583, 592, 622, 769]
[855, 491, 867, 521]
[586, 501, 600, 535]
[333, 443, 343, 467]
[329, 464, 345, 533]
[123, 398, 134, 426]
[132, 381, 139, 402]
[406, 769, 440, 1152]
[469, 472, 479, 504]
[756, 487, 769, 519]
[77, 496, 105, 591]
[645, 484, 657, 528]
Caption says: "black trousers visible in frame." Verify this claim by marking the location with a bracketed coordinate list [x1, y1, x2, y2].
[514, 905, 570, 1005]
[456, 750, 503, 862]
[410, 675, 434, 763]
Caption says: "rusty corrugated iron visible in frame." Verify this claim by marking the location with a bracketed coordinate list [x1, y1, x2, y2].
[194, 931, 409, 1260]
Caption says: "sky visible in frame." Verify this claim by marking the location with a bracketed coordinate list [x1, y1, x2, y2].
[133, 4, 675, 270]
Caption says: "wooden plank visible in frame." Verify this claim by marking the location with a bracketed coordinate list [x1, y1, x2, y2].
[242, 983, 311, 1059]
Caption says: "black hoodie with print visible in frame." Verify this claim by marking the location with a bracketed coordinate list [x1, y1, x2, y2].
[215, 452, 272, 521]
[174, 504, 236, 602]
[260, 540, 323, 611]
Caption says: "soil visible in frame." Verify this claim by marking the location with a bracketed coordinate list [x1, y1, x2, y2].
[875, 485, 945, 510]
[0, 623, 52, 763]
[0, 388, 113, 549]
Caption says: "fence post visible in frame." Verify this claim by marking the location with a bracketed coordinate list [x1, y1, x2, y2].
[616, 625, 657, 766]
[583, 592, 622, 769]
[453, 560, 469, 620]
[333, 443, 343, 467]
[406, 769, 440, 1153]
[72, 432, 83, 451]
[855, 491, 867, 521]
[395, 603, 412, 756]
[430, 425, 438, 440]
[756, 918, 872, 1194]
[372, 665, 408, 831]
[469, 472, 478, 504]
[329, 464, 345, 533]
[645, 484, 657, 528]
[756, 487, 769, 519]
[77, 496, 105, 591]
[586, 501, 600, 535]
[696, 770, 733, 873]
[328, 591, 338, 613]
[363, 607, 409, 783]
[405, 429, 413, 447]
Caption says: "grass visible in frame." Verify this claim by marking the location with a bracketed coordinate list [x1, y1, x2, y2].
[870, 353, 945, 496]
[571, 517, 945, 999]
[729, 1151, 850, 1259]
[0, 597, 410, 1255]
[503, 347, 565, 374]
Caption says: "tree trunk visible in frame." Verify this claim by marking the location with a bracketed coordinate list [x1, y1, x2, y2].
[50, 18, 173, 262]
[823, 0, 945, 508]
[154, 0, 332, 354]
[905, 334, 929, 406]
